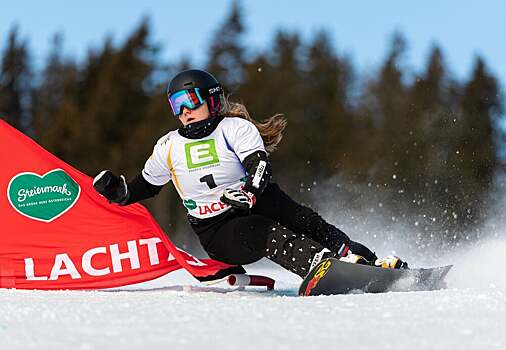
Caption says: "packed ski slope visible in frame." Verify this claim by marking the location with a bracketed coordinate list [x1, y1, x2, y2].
[1, 238, 505, 350]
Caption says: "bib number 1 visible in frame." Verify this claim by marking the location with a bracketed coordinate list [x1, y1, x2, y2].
[199, 174, 217, 189]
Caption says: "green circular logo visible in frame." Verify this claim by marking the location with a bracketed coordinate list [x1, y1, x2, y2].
[183, 199, 197, 210]
[7, 169, 80, 222]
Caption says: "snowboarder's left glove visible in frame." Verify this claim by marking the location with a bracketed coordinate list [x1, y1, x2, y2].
[221, 188, 256, 210]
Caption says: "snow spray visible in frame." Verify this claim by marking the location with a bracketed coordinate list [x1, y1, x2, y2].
[307, 174, 506, 291]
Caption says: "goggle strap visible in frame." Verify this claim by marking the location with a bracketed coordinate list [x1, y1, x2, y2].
[208, 95, 221, 116]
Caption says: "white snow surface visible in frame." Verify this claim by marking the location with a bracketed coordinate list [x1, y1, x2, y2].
[1, 238, 506, 350]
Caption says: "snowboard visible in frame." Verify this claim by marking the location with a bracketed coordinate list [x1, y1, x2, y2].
[299, 258, 452, 296]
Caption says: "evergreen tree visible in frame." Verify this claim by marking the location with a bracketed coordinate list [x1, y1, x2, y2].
[260, 30, 306, 190]
[0, 26, 32, 133]
[303, 31, 354, 177]
[406, 46, 447, 190]
[207, 0, 246, 90]
[77, 19, 158, 175]
[32, 33, 80, 157]
[359, 33, 409, 184]
[451, 57, 503, 233]
[459, 57, 501, 183]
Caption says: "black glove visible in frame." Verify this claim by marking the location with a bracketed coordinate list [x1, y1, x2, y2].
[93, 170, 129, 204]
[220, 188, 256, 210]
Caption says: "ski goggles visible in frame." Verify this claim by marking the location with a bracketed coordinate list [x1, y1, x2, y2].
[168, 88, 206, 117]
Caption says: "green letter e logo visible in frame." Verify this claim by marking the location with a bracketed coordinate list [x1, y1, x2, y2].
[185, 139, 219, 169]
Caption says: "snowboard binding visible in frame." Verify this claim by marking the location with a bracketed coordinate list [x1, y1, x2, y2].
[338, 251, 409, 270]
[375, 255, 409, 269]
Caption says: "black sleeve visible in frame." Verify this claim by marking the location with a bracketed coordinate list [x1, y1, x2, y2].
[241, 150, 272, 197]
[121, 173, 164, 205]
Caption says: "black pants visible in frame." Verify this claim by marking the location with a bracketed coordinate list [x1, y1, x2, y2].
[191, 183, 376, 277]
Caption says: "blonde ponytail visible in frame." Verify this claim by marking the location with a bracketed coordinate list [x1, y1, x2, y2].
[220, 96, 287, 153]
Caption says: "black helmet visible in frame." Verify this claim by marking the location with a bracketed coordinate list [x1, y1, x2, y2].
[167, 69, 224, 117]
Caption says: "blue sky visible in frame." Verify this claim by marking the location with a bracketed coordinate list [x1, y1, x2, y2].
[1, 0, 506, 88]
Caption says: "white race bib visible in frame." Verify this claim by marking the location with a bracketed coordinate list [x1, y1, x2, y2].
[142, 117, 265, 219]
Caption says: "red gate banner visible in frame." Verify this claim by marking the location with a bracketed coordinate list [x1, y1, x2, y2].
[0, 119, 231, 290]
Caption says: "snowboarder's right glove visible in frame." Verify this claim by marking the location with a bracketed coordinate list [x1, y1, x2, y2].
[221, 188, 256, 210]
[93, 170, 129, 205]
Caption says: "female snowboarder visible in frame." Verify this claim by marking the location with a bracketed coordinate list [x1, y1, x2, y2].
[93, 69, 407, 280]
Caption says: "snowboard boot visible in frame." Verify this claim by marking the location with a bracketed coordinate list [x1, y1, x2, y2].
[339, 252, 369, 265]
[375, 255, 408, 269]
